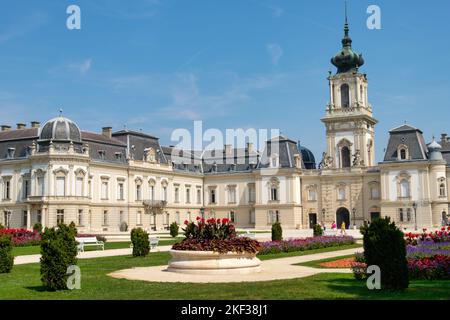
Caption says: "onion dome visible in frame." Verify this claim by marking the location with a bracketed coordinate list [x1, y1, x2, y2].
[39, 113, 82, 142]
[428, 138, 443, 161]
[331, 13, 364, 74]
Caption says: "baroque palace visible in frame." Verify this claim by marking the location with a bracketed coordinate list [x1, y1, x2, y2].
[1, 20, 449, 233]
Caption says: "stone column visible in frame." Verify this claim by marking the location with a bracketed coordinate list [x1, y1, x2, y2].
[26, 205, 31, 230]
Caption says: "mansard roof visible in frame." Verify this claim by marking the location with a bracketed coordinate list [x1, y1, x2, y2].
[383, 124, 428, 162]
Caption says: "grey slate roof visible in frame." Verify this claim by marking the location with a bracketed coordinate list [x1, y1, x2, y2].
[383, 124, 428, 162]
[258, 136, 305, 169]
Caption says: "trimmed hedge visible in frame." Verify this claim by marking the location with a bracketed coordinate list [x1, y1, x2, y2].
[0, 234, 14, 273]
[131, 228, 150, 257]
[271, 222, 282, 241]
[313, 224, 323, 237]
[40, 223, 78, 291]
[361, 217, 409, 291]
[170, 222, 179, 238]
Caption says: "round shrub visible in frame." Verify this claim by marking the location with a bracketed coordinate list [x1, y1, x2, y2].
[271, 222, 283, 241]
[170, 222, 179, 238]
[131, 228, 150, 257]
[361, 217, 409, 291]
[0, 234, 14, 273]
[313, 224, 323, 237]
[40, 222, 78, 291]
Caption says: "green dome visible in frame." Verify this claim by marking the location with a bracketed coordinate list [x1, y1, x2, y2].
[331, 19, 364, 74]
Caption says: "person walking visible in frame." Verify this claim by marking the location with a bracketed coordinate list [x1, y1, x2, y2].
[340, 221, 347, 235]
[331, 221, 337, 230]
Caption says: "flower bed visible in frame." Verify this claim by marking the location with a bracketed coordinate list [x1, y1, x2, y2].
[408, 255, 450, 280]
[0, 229, 41, 247]
[172, 237, 261, 254]
[319, 257, 355, 268]
[405, 227, 450, 245]
[258, 236, 355, 255]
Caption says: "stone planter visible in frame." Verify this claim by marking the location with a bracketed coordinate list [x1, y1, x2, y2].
[167, 249, 262, 275]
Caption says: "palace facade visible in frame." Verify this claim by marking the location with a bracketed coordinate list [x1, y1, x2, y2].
[1, 20, 449, 232]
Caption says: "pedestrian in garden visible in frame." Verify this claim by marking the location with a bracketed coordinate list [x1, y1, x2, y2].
[331, 221, 337, 230]
[340, 222, 346, 235]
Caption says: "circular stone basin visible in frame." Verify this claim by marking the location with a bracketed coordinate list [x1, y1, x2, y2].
[167, 249, 262, 275]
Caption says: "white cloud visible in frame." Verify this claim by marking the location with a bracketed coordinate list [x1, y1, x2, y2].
[69, 59, 92, 75]
[266, 43, 283, 66]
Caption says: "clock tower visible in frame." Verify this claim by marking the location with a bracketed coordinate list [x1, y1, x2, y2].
[321, 14, 377, 169]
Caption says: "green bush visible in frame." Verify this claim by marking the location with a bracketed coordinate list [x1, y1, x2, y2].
[170, 222, 179, 238]
[313, 224, 323, 237]
[40, 222, 78, 291]
[0, 234, 14, 273]
[360, 217, 409, 291]
[130, 228, 150, 257]
[33, 222, 43, 233]
[271, 222, 283, 241]
[120, 221, 128, 232]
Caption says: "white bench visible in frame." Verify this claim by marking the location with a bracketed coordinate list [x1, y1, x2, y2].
[75, 237, 105, 252]
[130, 237, 159, 250]
[240, 231, 257, 239]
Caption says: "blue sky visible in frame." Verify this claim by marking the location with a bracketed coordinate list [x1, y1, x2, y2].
[0, 0, 449, 162]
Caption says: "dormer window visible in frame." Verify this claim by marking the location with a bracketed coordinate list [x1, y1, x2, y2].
[115, 152, 122, 160]
[98, 150, 106, 159]
[270, 154, 279, 168]
[7, 148, 15, 159]
[397, 144, 409, 161]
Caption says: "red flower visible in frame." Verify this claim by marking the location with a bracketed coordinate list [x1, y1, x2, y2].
[217, 218, 221, 224]
[184, 220, 189, 225]
[201, 218, 205, 223]
[196, 216, 201, 221]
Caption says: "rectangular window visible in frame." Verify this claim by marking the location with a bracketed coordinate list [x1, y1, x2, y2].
[270, 188, 278, 201]
[249, 210, 255, 224]
[56, 177, 65, 196]
[370, 187, 380, 200]
[137, 211, 142, 225]
[164, 212, 170, 225]
[23, 211, 28, 227]
[228, 186, 236, 204]
[174, 187, 180, 203]
[175, 212, 180, 224]
[187, 211, 191, 222]
[3, 180, 11, 200]
[162, 186, 167, 202]
[103, 210, 108, 226]
[337, 187, 346, 201]
[23, 180, 30, 199]
[118, 182, 124, 200]
[197, 189, 202, 204]
[399, 208, 404, 222]
[149, 185, 155, 201]
[78, 209, 83, 226]
[37, 177, 44, 196]
[407, 208, 412, 222]
[75, 177, 83, 197]
[210, 189, 216, 204]
[56, 209, 64, 224]
[248, 186, 256, 203]
[101, 181, 109, 199]
[37, 210, 42, 224]
[308, 189, 317, 201]
[136, 184, 142, 201]
[186, 188, 191, 203]
[229, 211, 236, 223]
[88, 180, 92, 198]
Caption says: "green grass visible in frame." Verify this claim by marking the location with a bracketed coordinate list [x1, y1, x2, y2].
[12, 239, 180, 257]
[1, 251, 449, 300]
[258, 244, 362, 261]
[295, 255, 355, 268]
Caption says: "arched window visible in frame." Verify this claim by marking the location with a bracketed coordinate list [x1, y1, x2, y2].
[397, 144, 409, 161]
[341, 84, 350, 108]
[439, 183, 446, 197]
[268, 178, 280, 201]
[341, 146, 351, 168]
[399, 179, 410, 198]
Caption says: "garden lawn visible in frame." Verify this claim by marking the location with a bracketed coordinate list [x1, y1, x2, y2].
[258, 243, 361, 261]
[12, 239, 180, 256]
[0, 251, 449, 299]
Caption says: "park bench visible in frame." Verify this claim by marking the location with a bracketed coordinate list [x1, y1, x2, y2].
[75, 237, 105, 252]
[240, 231, 257, 239]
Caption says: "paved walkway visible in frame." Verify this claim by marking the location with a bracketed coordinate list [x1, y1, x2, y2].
[108, 247, 363, 284]
[14, 245, 174, 265]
